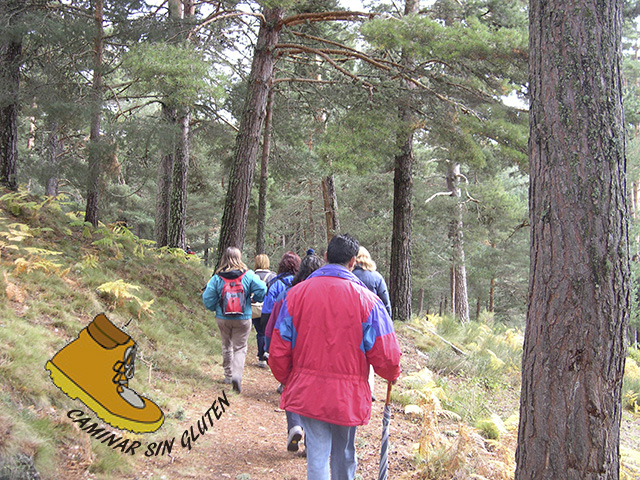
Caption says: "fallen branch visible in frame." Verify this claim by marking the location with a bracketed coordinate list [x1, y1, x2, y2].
[403, 324, 468, 356]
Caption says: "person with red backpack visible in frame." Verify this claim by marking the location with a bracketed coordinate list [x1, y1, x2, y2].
[202, 247, 267, 393]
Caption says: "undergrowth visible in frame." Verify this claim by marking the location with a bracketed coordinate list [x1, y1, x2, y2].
[1, 190, 639, 479]
[396, 314, 640, 479]
[0, 190, 213, 479]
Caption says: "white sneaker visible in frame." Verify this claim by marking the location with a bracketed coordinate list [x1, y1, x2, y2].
[258, 360, 267, 368]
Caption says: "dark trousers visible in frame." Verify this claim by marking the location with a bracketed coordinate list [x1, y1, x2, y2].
[252, 317, 266, 361]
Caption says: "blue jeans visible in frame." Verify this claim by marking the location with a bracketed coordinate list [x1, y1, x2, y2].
[287, 410, 302, 432]
[299, 415, 357, 480]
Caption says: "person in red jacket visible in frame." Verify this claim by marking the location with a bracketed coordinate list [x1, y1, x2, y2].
[269, 234, 402, 480]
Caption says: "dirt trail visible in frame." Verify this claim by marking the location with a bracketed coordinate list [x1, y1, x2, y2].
[126, 342, 420, 480]
[63, 336, 640, 479]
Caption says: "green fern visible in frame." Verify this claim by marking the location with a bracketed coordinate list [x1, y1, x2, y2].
[95, 279, 154, 317]
[14, 256, 69, 277]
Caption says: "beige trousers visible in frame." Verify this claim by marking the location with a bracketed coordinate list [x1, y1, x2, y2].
[216, 318, 252, 381]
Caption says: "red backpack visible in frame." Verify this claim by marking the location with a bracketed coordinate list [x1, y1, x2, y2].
[220, 272, 247, 315]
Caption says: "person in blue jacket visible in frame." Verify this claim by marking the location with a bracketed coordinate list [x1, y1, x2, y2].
[202, 247, 267, 393]
[259, 251, 300, 334]
[352, 246, 392, 317]
[352, 246, 393, 401]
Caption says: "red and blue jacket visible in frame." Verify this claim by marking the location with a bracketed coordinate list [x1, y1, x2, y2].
[269, 264, 402, 427]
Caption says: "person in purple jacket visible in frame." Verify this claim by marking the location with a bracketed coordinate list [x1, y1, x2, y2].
[269, 234, 402, 480]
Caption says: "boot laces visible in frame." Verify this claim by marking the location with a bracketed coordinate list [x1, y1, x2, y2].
[113, 344, 137, 393]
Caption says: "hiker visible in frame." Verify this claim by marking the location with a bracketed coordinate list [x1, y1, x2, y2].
[265, 252, 324, 453]
[202, 247, 267, 393]
[352, 246, 393, 400]
[264, 250, 321, 352]
[252, 254, 276, 368]
[259, 251, 300, 336]
[269, 234, 402, 480]
[352, 246, 392, 317]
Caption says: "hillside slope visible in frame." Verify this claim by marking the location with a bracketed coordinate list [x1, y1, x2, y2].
[0, 190, 638, 480]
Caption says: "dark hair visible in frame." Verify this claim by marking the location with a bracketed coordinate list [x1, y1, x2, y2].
[292, 254, 324, 286]
[277, 251, 301, 275]
[326, 234, 359, 266]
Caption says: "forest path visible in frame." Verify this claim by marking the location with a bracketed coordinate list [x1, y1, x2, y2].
[128, 338, 420, 480]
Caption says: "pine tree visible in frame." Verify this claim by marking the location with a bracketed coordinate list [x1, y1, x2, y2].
[516, 0, 629, 477]
[0, 0, 22, 190]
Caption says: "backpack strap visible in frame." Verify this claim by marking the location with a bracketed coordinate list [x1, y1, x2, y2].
[267, 273, 286, 289]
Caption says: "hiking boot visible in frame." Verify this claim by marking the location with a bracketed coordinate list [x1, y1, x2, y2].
[231, 376, 242, 393]
[45, 313, 164, 433]
[287, 425, 303, 452]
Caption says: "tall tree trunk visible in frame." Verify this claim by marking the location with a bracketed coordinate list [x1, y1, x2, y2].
[389, 0, 419, 323]
[0, 0, 21, 191]
[45, 123, 62, 197]
[167, 109, 190, 248]
[154, 105, 176, 247]
[255, 85, 274, 256]
[447, 162, 470, 323]
[321, 173, 340, 243]
[160, 0, 193, 249]
[204, 230, 210, 267]
[307, 180, 315, 246]
[84, 0, 104, 226]
[515, 0, 629, 478]
[489, 276, 495, 312]
[216, 7, 284, 265]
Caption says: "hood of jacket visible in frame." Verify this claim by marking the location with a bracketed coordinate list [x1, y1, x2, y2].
[217, 269, 245, 280]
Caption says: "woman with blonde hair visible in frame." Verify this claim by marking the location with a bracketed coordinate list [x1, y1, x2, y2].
[353, 247, 393, 402]
[252, 254, 276, 367]
[203, 247, 267, 393]
[353, 246, 392, 317]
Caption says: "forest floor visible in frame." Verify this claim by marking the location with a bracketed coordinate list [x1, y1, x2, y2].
[60, 332, 640, 480]
[62, 334, 423, 480]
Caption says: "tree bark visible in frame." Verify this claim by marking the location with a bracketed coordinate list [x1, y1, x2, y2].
[163, 0, 193, 249]
[255, 85, 274, 256]
[388, 0, 419, 323]
[0, 0, 21, 191]
[167, 109, 190, 249]
[154, 105, 176, 248]
[216, 7, 284, 265]
[321, 173, 340, 243]
[447, 162, 470, 323]
[84, 0, 104, 226]
[489, 276, 495, 312]
[45, 123, 62, 197]
[515, 1, 629, 479]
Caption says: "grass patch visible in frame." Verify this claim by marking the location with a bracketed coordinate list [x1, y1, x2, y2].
[0, 192, 216, 478]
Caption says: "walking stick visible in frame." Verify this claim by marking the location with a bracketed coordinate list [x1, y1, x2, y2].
[378, 381, 393, 480]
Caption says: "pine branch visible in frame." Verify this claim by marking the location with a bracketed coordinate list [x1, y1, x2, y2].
[280, 11, 374, 28]
[189, 10, 265, 39]
[275, 44, 374, 88]
[425, 191, 453, 204]
[273, 77, 337, 86]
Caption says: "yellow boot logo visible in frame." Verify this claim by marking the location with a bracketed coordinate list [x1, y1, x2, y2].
[45, 313, 164, 433]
